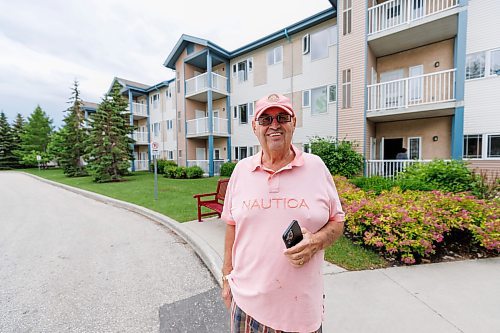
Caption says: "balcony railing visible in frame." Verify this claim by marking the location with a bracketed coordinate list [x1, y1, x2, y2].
[131, 102, 148, 117]
[186, 117, 229, 136]
[367, 69, 456, 113]
[368, 0, 459, 35]
[134, 160, 149, 171]
[187, 159, 226, 175]
[131, 131, 148, 144]
[185, 72, 228, 96]
[366, 159, 434, 179]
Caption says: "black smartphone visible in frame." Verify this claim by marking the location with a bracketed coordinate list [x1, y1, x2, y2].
[282, 220, 303, 249]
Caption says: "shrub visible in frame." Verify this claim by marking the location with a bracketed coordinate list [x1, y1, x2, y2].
[186, 166, 204, 179]
[164, 165, 178, 178]
[174, 166, 187, 179]
[220, 162, 237, 177]
[398, 160, 473, 193]
[394, 177, 436, 192]
[338, 179, 500, 264]
[150, 159, 177, 174]
[470, 170, 500, 200]
[350, 176, 395, 194]
[310, 137, 363, 178]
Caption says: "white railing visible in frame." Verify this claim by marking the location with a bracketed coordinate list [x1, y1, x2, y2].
[131, 102, 148, 117]
[368, 0, 459, 35]
[187, 159, 226, 175]
[366, 159, 434, 179]
[186, 117, 229, 136]
[134, 160, 149, 171]
[211, 73, 227, 93]
[368, 69, 456, 112]
[185, 72, 228, 96]
[131, 131, 148, 144]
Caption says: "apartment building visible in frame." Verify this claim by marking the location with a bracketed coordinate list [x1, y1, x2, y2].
[463, 0, 500, 177]
[95, 0, 498, 177]
[163, 9, 339, 176]
[108, 77, 177, 171]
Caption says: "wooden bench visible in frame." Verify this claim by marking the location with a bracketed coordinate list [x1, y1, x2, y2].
[193, 178, 229, 222]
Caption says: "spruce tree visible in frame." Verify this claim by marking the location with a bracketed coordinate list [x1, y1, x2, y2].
[11, 113, 26, 168]
[58, 81, 88, 176]
[86, 82, 133, 182]
[0, 112, 16, 169]
[19, 105, 53, 167]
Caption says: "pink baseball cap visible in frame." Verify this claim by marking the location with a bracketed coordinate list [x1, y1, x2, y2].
[254, 93, 295, 119]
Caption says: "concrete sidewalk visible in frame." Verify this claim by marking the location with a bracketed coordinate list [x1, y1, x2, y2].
[24, 173, 500, 333]
[180, 218, 500, 333]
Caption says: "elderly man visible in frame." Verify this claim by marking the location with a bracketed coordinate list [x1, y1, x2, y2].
[221, 93, 345, 333]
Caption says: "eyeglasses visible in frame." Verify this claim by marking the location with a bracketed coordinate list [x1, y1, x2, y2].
[257, 114, 292, 126]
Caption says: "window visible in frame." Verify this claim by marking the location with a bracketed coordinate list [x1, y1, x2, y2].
[166, 86, 172, 99]
[233, 106, 238, 119]
[177, 119, 181, 132]
[328, 85, 337, 103]
[463, 135, 482, 158]
[302, 90, 311, 107]
[150, 94, 159, 109]
[234, 146, 251, 160]
[342, 69, 352, 108]
[178, 149, 182, 158]
[248, 102, 254, 118]
[303, 143, 310, 153]
[310, 29, 329, 61]
[177, 80, 180, 93]
[232, 59, 252, 82]
[311, 86, 328, 115]
[239, 147, 248, 159]
[490, 49, 500, 76]
[152, 122, 161, 136]
[487, 135, 500, 158]
[267, 46, 283, 65]
[342, 0, 352, 35]
[167, 150, 174, 160]
[466, 52, 485, 79]
[302, 34, 310, 54]
[238, 104, 248, 124]
[166, 120, 173, 130]
[408, 137, 421, 160]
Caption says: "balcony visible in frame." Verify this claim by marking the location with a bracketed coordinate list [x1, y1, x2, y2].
[186, 117, 229, 138]
[185, 72, 228, 102]
[131, 131, 148, 145]
[133, 160, 149, 171]
[367, 0, 460, 56]
[367, 69, 457, 121]
[128, 102, 148, 119]
[187, 159, 226, 175]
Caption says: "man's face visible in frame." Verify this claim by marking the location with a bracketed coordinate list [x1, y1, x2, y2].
[252, 107, 296, 154]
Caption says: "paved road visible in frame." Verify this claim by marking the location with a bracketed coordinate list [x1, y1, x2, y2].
[0, 172, 227, 332]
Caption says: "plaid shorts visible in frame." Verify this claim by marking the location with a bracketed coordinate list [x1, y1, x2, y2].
[230, 301, 322, 333]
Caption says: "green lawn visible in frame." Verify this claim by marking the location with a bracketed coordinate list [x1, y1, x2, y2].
[23, 169, 221, 222]
[21, 168, 388, 270]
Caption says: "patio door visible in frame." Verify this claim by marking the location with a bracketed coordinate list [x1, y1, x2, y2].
[195, 110, 207, 134]
[213, 110, 220, 133]
[408, 65, 423, 104]
[196, 148, 206, 161]
[380, 69, 404, 109]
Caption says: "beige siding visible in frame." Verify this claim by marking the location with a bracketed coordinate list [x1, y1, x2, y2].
[375, 116, 452, 159]
[467, 160, 500, 183]
[338, 0, 367, 153]
[376, 39, 455, 79]
[283, 39, 303, 79]
[253, 51, 267, 86]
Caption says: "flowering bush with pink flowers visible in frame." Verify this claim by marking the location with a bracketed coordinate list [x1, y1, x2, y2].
[333, 176, 500, 264]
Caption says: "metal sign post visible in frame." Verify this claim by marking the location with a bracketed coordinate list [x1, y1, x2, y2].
[151, 142, 159, 201]
[36, 155, 41, 171]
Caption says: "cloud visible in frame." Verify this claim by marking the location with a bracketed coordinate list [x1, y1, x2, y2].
[0, 0, 330, 127]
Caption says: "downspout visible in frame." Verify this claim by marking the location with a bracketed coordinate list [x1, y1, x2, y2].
[284, 28, 294, 105]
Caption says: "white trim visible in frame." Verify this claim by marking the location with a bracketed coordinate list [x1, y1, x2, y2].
[302, 90, 311, 107]
[328, 84, 337, 103]
[302, 34, 310, 54]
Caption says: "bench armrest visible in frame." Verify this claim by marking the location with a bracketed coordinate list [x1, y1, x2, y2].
[193, 192, 218, 199]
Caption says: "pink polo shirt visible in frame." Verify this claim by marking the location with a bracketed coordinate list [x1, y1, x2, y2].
[221, 145, 344, 332]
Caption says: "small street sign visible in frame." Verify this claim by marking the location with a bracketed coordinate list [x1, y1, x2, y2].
[151, 142, 159, 151]
[36, 155, 42, 161]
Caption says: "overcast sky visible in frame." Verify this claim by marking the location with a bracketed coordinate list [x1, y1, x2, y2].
[0, 0, 331, 128]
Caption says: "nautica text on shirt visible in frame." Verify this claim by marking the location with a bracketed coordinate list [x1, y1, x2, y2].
[242, 198, 310, 210]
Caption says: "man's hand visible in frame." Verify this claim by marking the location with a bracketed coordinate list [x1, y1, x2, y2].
[221, 279, 232, 310]
[283, 227, 320, 267]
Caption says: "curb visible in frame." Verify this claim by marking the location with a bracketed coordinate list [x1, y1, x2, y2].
[21, 172, 224, 288]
